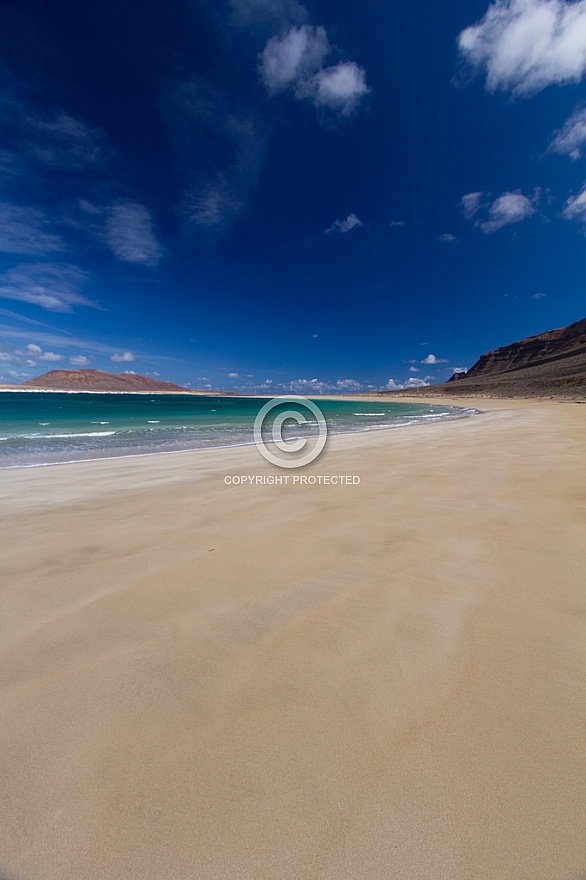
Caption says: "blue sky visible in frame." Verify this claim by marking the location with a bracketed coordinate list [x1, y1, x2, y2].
[1, 0, 586, 392]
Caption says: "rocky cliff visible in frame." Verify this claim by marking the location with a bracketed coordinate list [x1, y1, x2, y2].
[384, 317, 586, 398]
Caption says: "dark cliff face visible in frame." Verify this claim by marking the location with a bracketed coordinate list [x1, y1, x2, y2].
[382, 317, 586, 398]
[22, 369, 188, 392]
[464, 318, 586, 379]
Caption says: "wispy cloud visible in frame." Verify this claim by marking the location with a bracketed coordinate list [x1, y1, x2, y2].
[457, 0, 586, 97]
[325, 213, 363, 235]
[230, 0, 308, 31]
[462, 190, 537, 233]
[549, 104, 586, 158]
[0, 324, 147, 362]
[461, 191, 483, 220]
[105, 203, 162, 266]
[166, 78, 268, 234]
[438, 233, 458, 242]
[0, 306, 73, 334]
[260, 25, 370, 119]
[0, 203, 64, 256]
[69, 355, 91, 365]
[0, 263, 98, 312]
[0, 75, 105, 172]
[561, 181, 586, 227]
[0, 74, 162, 272]
[25, 113, 104, 172]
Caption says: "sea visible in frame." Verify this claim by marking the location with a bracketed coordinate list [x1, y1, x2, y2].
[0, 391, 475, 468]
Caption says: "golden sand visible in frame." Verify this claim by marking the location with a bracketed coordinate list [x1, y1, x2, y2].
[1, 397, 585, 879]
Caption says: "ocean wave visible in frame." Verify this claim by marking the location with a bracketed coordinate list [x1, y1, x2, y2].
[6, 431, 117, 440]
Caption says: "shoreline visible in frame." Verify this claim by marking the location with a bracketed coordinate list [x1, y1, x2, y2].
[1, 396, 585, 878]
[0, 397, 475, 471]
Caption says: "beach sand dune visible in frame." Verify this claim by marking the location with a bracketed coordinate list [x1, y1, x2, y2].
[1, 398, 585, 879]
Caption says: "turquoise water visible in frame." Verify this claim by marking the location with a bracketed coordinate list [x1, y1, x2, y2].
[0, 391, 474, 468]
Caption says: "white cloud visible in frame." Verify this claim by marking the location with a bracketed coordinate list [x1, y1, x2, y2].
[105, 203, 162, 266]
[0, 324, 150, 361]
[409, 366, 420, 372]
[458, 0, 586, 97]
[481, 191, 536, 233]
[270, 376, 365, 393]
[261, 25, 329, 94]
[121, 370, 136, 374]
[311, 62, 370, 116]
[562, 181, 586, 222]
[389, 220, 405, 227]
[110, 351, 135, 363]
[421, 353, 448, 364]
[385, 377, 430, 390]
[325, 213, 363, 235]
[69, 355, 91, 366]
[260, 25, 369, 119]
[462, 191, 483, 220]
[533, 292, 547, 298]
[0, 342, 66, 367]
[0, 203, 64, 256]
[0, 263, 97, 312]
[549, 104, 586, 158]
[228, 372, 240, 377]
[438, 233, 458, 242]
[463, 190, 537, 233]
[453, 367, 468, 374]
[334, 379, 362, 390]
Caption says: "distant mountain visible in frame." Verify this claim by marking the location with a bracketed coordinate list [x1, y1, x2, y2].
[385, 317, 586, 398]
[21, 369, 198, 393]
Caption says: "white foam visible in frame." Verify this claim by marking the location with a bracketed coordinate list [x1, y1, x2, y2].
[11, 431, 117, 440]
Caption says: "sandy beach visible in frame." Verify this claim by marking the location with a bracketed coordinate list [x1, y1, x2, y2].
[1, 396, 585, 880]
